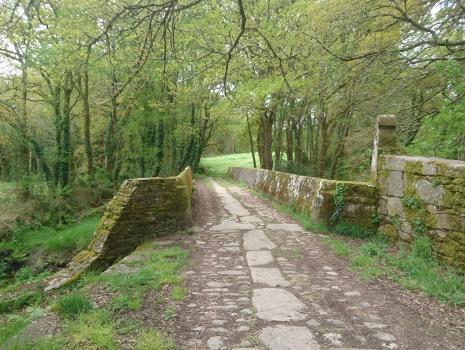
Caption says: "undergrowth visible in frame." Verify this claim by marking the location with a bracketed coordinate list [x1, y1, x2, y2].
[0, 215, 100, 256]
[1, 245, 187, 349]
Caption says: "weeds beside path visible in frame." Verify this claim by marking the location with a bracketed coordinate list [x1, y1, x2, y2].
[1, 238, 188, 349]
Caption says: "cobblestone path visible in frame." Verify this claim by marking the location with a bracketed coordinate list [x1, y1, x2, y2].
[174, 178, 464, 350]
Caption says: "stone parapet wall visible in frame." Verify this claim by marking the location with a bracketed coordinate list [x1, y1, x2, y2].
[378, 155, 465, 269]
[227, 167, 378, 229]
[44, 167, 193, 291]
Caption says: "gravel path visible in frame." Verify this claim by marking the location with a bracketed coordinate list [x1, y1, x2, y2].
[174, 178, 465, 350]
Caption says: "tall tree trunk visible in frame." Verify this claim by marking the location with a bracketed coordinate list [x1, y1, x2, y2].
[81, 70, 94, 179]
[61, 70, 73, 187]
[285, 117, 293, 165]
[246, 113, 257, 168]
[293, 118, 302, 166]
[105, 73, 118, 185]
[317, 117, 329, 178]
[192, 103, 214, 172]
[52, 84, 62, 186]
[274, 108, 284, 169]
[19, 59, 29, 175]
[152, 121, 164, 176]
[258, 107, 274, 170]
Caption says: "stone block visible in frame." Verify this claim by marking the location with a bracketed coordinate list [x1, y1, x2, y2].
[385, 197, 404, 217]
[437, 214, 464, 231]
[383, 156, 406, 171]
[414, 179, 444, 206]
[382, 171, 403, 197]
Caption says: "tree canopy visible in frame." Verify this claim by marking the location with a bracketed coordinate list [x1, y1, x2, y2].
[0, 0, 463, 193]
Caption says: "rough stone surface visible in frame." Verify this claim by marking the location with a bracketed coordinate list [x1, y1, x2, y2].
[250, 267, 290, 287]
[259, 325, 320, 350]
[252, 288, 307, 321]
[243, 230, 277, 250]
[246, 250, 274, 266]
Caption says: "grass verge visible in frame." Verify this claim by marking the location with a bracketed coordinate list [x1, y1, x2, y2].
[1, 245, 187, 349]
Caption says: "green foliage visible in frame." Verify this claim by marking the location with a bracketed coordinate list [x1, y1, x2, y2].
[62, 310, 117, 349]
[0, 291, 42, 315]
[330, 184, 345, 225]
[413, 217, 427, 235]
[55, 293, 93, 319]
[332, 222, 375, 239]
[408, 61, 465, 161]
[388, 237, 465, 305]
[109, 294, 141, 312]
[411, 236, 433, 260]
[0, 307, 48, 347]
[0, 314, 30, 346]
[324, 233, 465, 306]
[0, 215, 99, 256]
[171, 286, 186, 301]
[402, 196, 422, 210]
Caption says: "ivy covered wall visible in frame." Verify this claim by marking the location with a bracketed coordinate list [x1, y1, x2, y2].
[227, 167, 378, 229]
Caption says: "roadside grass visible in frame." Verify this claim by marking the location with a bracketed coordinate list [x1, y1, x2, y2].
[200, 152, 257, 175]
[223, 176, 465, 306]
[135, 329, 175, 350]
[321, 234, 465, 306]
[98, 246, 187, 308]
[323, 237, 351, 257]
[1, 245, 188, 348]
[0, 290, 42, 314]
[55, 292, 93, 319]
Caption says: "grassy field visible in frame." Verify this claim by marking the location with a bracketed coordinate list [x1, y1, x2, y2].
[200, 152, 256, 175]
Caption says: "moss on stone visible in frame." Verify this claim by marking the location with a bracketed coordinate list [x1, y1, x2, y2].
[403, 160, 423, 175]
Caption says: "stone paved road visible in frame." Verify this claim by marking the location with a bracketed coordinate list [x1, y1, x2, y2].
[174, 178, 464, 350]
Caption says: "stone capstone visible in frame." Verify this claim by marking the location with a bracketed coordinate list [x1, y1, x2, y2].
[243, 230, 277, 250]
[259, 325, 320, 350]
[252, 288, 307, 321]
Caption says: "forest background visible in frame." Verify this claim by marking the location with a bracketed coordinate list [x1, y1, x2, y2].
[0, 0, 464, 248]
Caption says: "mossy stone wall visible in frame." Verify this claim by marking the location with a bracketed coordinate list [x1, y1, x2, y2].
[377, 156, 465, 270]
[227, 167, 378, 228]
[44, 167, 193, 291]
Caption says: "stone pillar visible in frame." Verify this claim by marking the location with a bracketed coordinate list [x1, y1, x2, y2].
[371, 115, 398, 182]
